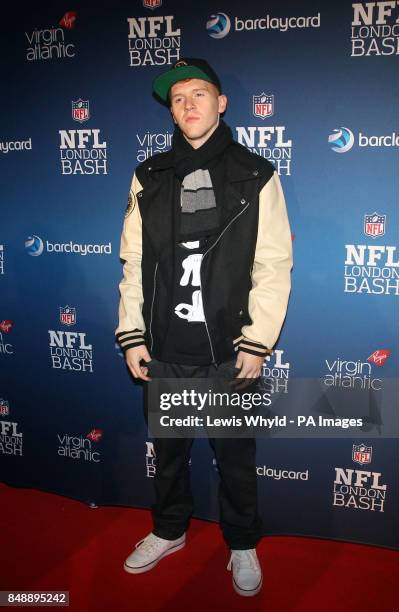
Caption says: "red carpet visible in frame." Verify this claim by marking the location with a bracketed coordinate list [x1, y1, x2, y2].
[1, 483, 398, 611]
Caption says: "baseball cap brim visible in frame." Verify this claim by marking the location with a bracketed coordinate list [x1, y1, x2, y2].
[153, 66, 217, 102]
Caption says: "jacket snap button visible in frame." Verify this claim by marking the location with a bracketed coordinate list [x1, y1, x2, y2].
[138, 192, 143, 198]
[239, 310, 243, 315]
[148, 166, 152, 171]
[240, 198, 246, 205]
[253, 170, 259, 176]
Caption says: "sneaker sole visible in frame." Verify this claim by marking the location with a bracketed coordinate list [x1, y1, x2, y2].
[123, 540, 185, 574]
[232, 576, 263, 597]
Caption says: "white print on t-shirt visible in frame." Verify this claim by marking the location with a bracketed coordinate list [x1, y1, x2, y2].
[180, 241, 200, 250]
[180, 253, 202, 287]
[175, 289, 205, 322]
[174, 240, 205, 322]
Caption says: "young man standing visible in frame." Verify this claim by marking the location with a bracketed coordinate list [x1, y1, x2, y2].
[116, 58, 292, 596]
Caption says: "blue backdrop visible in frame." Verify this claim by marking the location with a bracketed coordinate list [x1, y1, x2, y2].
[1, 0, 398, 549]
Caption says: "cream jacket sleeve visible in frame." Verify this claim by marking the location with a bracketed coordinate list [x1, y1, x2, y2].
[115, 173, 147, 352]
[240, 171, 293, 353]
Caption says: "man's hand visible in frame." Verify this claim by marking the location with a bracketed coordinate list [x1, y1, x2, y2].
[235, 351, 264, 379]
[125, 345, 152, 381]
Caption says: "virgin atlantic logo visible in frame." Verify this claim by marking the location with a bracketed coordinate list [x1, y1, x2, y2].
[86, 428, 103, 442]
[368, 349, 390, 367]
[0, 320, 13, 334]
[59, 11, 77, 29]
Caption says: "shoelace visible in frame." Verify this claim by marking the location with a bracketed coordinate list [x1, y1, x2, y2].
[135, 534, 164, 554]
[227, 550, 260, 573]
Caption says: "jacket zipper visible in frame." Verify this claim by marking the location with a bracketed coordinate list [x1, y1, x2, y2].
[199, 201, 251, 366]
[149, 262, 158, 353]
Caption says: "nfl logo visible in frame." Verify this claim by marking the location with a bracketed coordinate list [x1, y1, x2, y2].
[143, 0, 162, 8]
[364, 212, 386, 238]
[60, 306, 76, 326]
[253, 93, 274, 119]
[0, 399, 10, 416]
[72, 99, 90, 123]
[352, 443, 372, 465]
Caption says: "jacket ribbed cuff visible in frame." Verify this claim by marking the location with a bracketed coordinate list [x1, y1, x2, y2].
[116, 329, 145, 353]
[233, 335, 270, 357]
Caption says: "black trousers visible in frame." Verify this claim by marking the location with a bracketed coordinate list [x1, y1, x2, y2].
[145, 359, 263, 550]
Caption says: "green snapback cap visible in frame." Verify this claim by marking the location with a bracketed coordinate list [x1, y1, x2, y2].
[152, 58, 222, 103]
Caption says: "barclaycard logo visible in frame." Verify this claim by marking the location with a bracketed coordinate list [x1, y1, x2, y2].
[25, 235, 44, 256]
[206, 12, 231, 38]
[329, 127, 399, 152]
[25, 235, 112, 256]
[328, 127, 355, 153]
[207, 11, 319, 37]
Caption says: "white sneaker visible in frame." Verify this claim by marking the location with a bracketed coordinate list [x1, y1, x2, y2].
[124, 532, 186, 574]
[227, 549, 263, 596]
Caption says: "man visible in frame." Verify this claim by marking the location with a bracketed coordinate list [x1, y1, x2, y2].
[116, 58, 292, 597]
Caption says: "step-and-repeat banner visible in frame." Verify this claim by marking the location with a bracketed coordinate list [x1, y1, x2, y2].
[1, 1, 398, 549]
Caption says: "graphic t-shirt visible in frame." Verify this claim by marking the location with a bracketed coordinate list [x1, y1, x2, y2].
[160, 239, 213, 365]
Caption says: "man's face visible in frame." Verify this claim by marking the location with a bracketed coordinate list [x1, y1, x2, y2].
[169, 78, 227, 149]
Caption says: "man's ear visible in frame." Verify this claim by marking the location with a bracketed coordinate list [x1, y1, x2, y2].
[218, 94, 228, 114]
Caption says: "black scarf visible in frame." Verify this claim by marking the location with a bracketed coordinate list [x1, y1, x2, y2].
[172, 119, 233, 179]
